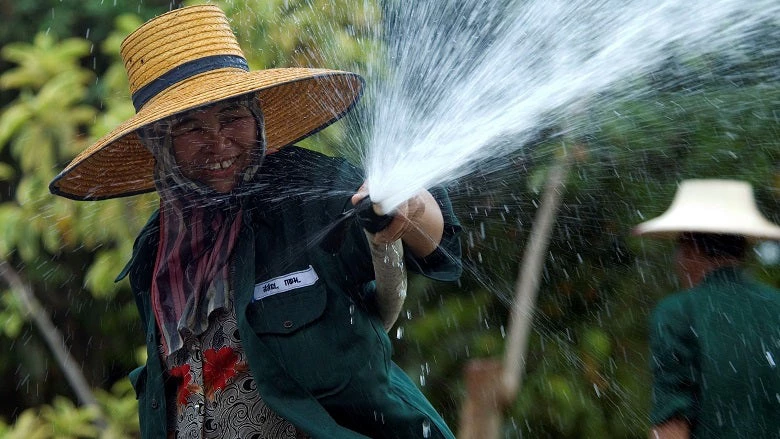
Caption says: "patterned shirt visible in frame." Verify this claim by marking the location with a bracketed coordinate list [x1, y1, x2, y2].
[163, 298, 308, 438]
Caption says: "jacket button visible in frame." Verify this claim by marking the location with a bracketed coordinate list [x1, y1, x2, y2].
[283, 320, 293, 329]
[151, 399, 159, 409]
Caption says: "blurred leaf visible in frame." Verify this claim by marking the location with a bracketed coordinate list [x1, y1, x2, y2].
[40, 396, 99, 438]
[0, 103, 32, 149]
[94, 379, 139, 439]
[0, 292, 26, 338]
[579, 327, 612, 365]
[0, 408, 50, 439]
[85, 250, 125, 299]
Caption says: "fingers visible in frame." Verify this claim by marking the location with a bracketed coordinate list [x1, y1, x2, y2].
[351, 184, 432, 244]
[351, 183, 369, 206]
[372, 193, 427, 243]
[373, 214, 408, 243]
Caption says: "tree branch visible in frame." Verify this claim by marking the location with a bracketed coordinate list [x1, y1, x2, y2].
[0, 258, 107, 426]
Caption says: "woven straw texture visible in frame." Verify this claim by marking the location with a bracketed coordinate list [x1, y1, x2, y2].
[50, 5, 363, 200]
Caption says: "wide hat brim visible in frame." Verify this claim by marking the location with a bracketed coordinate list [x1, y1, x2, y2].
[633, 179, 780, 240]
[49, 67, 363, 200]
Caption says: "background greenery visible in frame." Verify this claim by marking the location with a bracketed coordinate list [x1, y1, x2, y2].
[0, 0, 777, 437]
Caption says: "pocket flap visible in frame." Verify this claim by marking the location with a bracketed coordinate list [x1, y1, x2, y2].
[248, 283, 327, 335]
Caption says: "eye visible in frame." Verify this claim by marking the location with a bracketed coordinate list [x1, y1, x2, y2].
[222, 115, 249, 126]
[171, 121, 204, 137]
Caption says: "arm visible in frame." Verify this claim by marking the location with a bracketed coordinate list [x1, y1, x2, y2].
[647, 297, 698, 437]
[650, 418, 690, 439]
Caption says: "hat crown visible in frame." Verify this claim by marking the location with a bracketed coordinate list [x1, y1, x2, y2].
[634, 179, 780, 239]
[668, 179, 756, 213]
[120, 5, 245, 99]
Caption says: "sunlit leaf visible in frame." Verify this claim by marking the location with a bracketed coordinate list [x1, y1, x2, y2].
[0, 408, 50, 439]
[85, 250, 124, 299]
[0, 104, 32, 149]
[0, 292, 26, 338]
[40, 396, 99, 438]
[0, 204, 22, 258]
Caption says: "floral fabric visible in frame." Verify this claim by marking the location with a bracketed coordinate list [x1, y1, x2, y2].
[163, 297, 307, 438]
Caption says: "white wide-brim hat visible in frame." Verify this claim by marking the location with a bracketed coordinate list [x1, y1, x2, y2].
[633, 179, 780, 240]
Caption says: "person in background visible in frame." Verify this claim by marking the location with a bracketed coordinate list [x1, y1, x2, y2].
[633, 179, 780, 439]
[49, 5, 461, 438]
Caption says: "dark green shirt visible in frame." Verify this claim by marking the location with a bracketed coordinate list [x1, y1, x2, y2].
[119, 146, 462, 438]
[649, 267, 780, 438]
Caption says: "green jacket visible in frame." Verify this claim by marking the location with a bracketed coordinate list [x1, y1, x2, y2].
[118, 146, 462, 438]
[649, 267, 780, 438]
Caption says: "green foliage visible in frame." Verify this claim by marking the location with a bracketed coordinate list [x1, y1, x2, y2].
[0, 11, 155, 424]
[1, 35, 92, 90]
[0, 380, 138, 439]
[94, 380, 141, 438]
[0, 409, 50, 439]
[210, 0, 380, 70]
[39, 397, 101, 438]
[0, 291, 24, 338]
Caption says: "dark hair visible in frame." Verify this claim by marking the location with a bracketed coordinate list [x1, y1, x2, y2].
[679, 232, 747, 260]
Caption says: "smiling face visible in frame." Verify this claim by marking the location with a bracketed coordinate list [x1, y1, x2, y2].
[169, 101, 258, 193]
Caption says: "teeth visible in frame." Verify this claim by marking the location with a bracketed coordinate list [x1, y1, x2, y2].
[204, 158, 236, 170]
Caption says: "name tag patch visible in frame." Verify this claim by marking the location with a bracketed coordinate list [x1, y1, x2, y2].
[254, 265, 319, 301]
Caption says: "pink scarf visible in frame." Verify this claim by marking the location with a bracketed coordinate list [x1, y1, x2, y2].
[151, 197, 243, 356]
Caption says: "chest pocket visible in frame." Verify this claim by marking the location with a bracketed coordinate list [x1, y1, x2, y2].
[247, 280, 327, 335]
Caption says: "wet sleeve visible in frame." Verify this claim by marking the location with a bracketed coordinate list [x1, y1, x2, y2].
[403, 186, 462, 282]
[648, 296, 698, 426]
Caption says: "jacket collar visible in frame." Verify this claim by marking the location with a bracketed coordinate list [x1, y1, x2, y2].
[115, 207, 263, 285]
[115, 210, 160, 284]
[700, 265, 744, 285]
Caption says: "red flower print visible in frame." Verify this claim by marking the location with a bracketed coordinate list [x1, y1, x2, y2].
[169, 364, 200, 406]
[203, 346, 247, 399]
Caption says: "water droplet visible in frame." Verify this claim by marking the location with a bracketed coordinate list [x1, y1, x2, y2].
[396, 326, 404, 339]
[422, 419, 431, 438]
[766, 351, 776, 368]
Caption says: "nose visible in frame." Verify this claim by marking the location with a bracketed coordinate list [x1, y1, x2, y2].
[199, 124, 231, 152]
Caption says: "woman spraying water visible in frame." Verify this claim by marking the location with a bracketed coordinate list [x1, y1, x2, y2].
[49, 5, 462, 438]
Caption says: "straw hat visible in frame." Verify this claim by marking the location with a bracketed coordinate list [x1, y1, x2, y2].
[633, 179, 780, 240]
[49, 5, 364, 200]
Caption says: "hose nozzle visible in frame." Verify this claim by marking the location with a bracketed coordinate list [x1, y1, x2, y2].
[354, 196, 394, 234]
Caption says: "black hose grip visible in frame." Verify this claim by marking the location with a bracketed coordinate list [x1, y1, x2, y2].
[355, 197, 394, 234]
